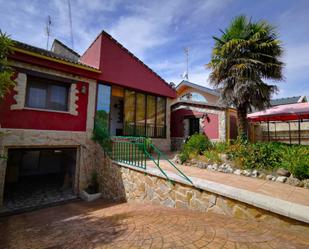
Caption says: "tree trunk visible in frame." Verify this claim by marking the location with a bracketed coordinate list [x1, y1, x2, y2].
[237, 108, 248, 139]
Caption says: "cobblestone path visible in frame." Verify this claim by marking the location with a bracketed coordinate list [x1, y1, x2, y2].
[0, 200, 308, 248]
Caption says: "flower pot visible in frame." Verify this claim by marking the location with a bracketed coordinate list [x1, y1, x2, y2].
[80, 190, 102, 202]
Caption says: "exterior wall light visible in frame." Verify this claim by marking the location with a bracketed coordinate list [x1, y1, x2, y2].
[81, 83, 87, 94]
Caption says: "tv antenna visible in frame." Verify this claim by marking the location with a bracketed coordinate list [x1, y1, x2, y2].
[181, 47, 189, 80]
[45, 15, 52, 50]
[68, 0, 74, 49]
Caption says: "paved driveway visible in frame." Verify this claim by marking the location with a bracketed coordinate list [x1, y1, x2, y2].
[0, 200, 308, 249]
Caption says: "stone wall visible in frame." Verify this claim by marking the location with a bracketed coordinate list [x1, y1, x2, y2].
[98, 156, 307, 227]
[0, 129, 97, 206]
[171, 137, 185, 151]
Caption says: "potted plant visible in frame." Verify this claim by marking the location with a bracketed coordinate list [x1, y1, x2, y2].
[80, 170, 101, 202]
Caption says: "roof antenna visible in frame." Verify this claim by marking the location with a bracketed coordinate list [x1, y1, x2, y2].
[68, 0, 74, 49]
[181, 47, 189, 80]
[45, 15, 52, 50]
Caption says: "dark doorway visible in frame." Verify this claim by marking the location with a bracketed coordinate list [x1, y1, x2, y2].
[3, 148, 77, 212]
[110, 96, 124, 136]
[189, 118, 200, 135]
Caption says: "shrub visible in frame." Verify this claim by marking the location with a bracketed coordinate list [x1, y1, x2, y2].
[280, 145, 309, 180]
[179, 134, 212, 163]
[226, 138, 248, 167]
[213, 141, 229, 153]
[204, 150, 222, 163]
[227, 140, 309, 179]
[243, 142, 282, 170]
[92, 112, 112, 153]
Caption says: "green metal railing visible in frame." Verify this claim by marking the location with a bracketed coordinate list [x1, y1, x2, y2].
[110, 136, 147, 169]
[144, 143, 193, 185]
[109, 136, 192, 184]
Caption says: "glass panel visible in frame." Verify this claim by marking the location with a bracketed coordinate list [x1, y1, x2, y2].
[136, 93, 146, 136]
[179, 92, 207, 102]
[96, 84, 111, 134]
[124, 90, 135, 135]
[27, 82, 47, 109]
[48, 84, 68, 111]
[156, 97, 166, 138]
[26, 76, 69, 111]
[146, 95, 156, 137]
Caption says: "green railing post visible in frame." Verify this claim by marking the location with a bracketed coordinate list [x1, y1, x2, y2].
[109, 136, 191, 184]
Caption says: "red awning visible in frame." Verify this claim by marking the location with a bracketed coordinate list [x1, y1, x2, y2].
[247, 102, 309, 122]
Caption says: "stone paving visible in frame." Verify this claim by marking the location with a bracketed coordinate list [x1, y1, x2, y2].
[0, 200, 308, 249]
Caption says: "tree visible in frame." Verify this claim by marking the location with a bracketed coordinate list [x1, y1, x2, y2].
[0, 30, 15, 100]
[207, 15, 284, 137]
[0, 31, 14, 159]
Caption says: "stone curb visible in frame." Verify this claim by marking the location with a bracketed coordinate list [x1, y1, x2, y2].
[115, 161, 309, 224]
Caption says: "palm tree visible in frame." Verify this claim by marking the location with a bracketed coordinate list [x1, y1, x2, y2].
[207, 15, 284, 138]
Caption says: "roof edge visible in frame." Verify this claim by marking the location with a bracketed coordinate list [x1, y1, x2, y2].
[11, 46, 101, 73]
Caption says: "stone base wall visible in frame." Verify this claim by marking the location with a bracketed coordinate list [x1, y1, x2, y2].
[151, 138, 171, 152]
[98, 157, 307, 228]
[171, 137, 185, 151]
[0, 128, 98, 206]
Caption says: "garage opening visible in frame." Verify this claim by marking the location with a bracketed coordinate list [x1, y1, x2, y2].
[4, 148, 77, 211]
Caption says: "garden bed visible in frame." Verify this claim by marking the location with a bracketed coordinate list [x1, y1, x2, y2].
[176, 134, 309, 189]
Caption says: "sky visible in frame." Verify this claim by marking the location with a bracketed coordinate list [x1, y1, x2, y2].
[0, 0, 308, 99]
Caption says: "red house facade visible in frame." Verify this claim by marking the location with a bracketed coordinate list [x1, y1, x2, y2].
[170, 80, 238, 149]
[0, 31, 176, 210]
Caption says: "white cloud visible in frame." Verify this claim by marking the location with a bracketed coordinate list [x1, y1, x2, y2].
[284, 44, 309, 70]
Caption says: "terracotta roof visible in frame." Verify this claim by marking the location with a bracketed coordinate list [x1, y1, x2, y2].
[12, 40, 99, 71]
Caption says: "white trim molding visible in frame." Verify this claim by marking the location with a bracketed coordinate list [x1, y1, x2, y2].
[10, 73, 27, 110]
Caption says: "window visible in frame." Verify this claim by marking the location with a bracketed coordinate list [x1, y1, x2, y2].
[146, 95, 156, 137]
[96, 84, 111, 132]
[179, 92, 207, 103]
[124, 90, 166, 138]
[136, 93, 146, 136]
[124, 90, 135, 135]
[26, 76, 69, 111]
[156, 97, 166, 137]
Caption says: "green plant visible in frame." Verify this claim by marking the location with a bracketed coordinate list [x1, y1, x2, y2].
[92, 111, 112, 153]
[85, 170, 99, 194]
[0, 30, 15, 100]
[227, 140, 309, 179]
[213, 141, 229, 153]
[243, 142, 282, 170]
[208, 15, 284, 138]
[204, 150, 222, 163]
[180, 134, 212, 163]
[280, 145, 309, 180]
